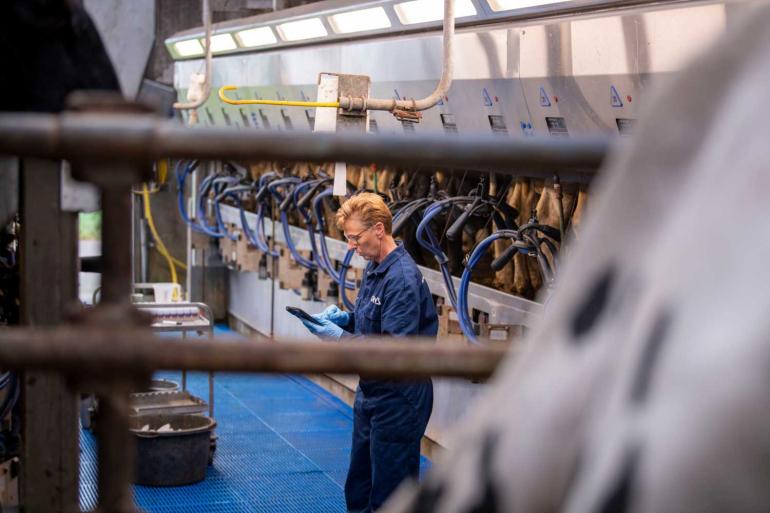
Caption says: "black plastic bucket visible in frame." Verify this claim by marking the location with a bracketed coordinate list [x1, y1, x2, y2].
[129, 414, 216, 487]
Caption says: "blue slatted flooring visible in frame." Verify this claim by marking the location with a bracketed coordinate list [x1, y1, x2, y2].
[80, 326, 431, 512]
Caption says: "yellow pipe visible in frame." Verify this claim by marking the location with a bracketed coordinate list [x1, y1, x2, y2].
[219, 85, 339, 108]
[171, 256, 187, 270]
[156, 158, 169, 185]
[142, 184, 188, 296]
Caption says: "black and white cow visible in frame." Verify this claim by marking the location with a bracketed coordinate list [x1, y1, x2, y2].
[384, 3, 770, 512]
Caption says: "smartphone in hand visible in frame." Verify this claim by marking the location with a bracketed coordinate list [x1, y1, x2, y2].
[286, 306, 324, 326]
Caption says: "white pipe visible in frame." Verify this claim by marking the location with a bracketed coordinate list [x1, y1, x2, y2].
[173, 0, 212, 111]
[339, 0, 454, 113]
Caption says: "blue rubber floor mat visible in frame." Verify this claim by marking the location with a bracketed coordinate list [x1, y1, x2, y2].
[80, 325, 431, 513]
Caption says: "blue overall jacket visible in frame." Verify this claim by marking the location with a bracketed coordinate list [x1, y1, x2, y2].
[341, 244, 438, 513]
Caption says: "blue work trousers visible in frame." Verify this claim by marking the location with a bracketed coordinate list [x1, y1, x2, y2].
[345, 380, 433, 513]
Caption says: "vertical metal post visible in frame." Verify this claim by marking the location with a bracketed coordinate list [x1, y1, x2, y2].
[64, 95, 155, 513]
[85, 178, 148, 513]
[100, 187, 132, 305]
[131, 186, 136, 287]
[94, 385, 137, 513]
[19, 158, 79, 513]
[186, 164, 196, 299]
[140, 220, 148, 284]
[88, 180, 145, 513]
[182, 331, 187, 391]
[269, 190, 277, 337]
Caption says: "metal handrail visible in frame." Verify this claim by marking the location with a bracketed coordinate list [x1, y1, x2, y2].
[0, 328, 506, 380]
[0, 112, 610, 180]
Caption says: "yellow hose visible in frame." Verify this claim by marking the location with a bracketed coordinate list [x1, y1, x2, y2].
[170, 255, 187, 270]
[142, 184, 187, 296]
[156, 159, 169, 185]
[219, 85, 340, 108]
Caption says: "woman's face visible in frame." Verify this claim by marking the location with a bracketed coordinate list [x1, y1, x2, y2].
[343, 217, 382, 261]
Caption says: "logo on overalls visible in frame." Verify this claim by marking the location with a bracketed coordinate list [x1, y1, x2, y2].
[370, 296, 381, 305]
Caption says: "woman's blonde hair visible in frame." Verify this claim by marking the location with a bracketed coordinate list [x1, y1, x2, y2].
[335, 192, 392, 234]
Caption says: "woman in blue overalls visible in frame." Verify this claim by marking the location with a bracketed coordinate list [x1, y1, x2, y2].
[302, 192, 438, 513]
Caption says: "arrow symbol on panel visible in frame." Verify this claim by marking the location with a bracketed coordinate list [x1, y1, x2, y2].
[611, 85, 624, 108]
[539, 87, 551, 107]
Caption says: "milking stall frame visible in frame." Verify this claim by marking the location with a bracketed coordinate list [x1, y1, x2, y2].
[0, 107, 605, 512]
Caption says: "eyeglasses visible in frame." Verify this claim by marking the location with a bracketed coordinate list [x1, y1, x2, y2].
[344, 226, 372, 245]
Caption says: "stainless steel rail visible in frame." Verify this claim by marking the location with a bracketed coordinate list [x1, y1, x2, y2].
[0, 112, 610, 179]
[0, 328, 506, 380]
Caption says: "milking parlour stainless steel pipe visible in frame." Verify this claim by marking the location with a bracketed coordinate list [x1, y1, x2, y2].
[173, 0, 212, 113]
[0, 328, 507, 380]
[0, 112, 610, 179]
[339, 0, 454, 113]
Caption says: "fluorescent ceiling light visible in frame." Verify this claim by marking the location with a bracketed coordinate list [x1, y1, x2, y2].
[235, 26, 277, 47]
[276, 18, 328, 41]
[201, 33, 238, 53]
[487, 0, 567, 11]
[174, 39, 205, 57]
[328, 7, 392, 34]
[394, 0, 477, 24]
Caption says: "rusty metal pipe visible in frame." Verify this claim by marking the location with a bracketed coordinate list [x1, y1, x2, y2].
[95, 387, 140, 513]
[0, 113, 609, 177]
[0, 328, 507, 380]
[100, 187, 132, 305]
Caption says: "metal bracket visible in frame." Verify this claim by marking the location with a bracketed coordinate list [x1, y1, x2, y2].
[393, 109, 423, 123]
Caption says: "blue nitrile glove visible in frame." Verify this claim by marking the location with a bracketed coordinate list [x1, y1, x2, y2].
[302, 317, 346, 341]
[315, 304, 350, 327]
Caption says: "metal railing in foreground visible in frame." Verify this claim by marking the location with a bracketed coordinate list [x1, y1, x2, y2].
[0, 101, 609, 513]
[0, 111, 610, 181]
[0, 327, 507, 513]
[0, 328, 506, 380]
